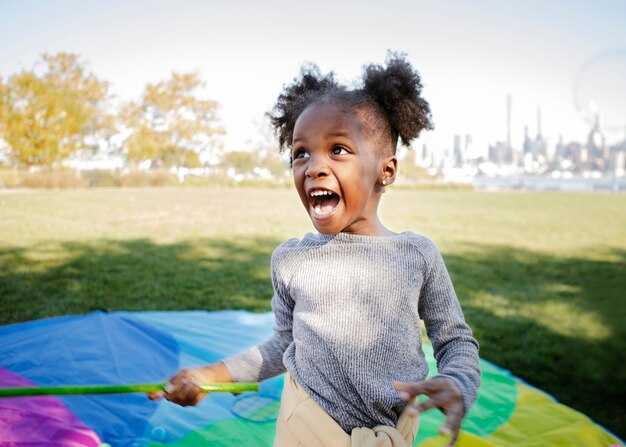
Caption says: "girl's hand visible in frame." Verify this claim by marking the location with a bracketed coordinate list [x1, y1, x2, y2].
[394, 377, 465, 447]
[148, 362, 232, 407]
[148, 367, 210, 406]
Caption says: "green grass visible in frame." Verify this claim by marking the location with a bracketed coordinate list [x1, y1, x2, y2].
[1, 187, 625, 439]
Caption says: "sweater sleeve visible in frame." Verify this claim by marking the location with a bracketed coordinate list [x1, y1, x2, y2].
[418, 240, 481, 413]
[222, 245, 294, 382]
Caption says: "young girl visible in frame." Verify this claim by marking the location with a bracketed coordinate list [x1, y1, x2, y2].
[150, 52, 480, 447]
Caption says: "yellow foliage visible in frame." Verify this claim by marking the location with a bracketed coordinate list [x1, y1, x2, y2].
[123, 71, 225, 168]
[0, 53, 111, 167]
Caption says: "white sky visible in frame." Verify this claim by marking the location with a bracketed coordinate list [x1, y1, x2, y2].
[1, 0, 625, 155]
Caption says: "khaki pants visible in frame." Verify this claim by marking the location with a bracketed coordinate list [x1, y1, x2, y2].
[274, 374, 419, 447]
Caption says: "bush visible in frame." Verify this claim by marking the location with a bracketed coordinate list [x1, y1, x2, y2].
[82, 170, 121, 187]
[0, 168, 175, 188]
[20, 170, 90, 189]
[0, 167, 21, 188]
[119, 170, 172, 187]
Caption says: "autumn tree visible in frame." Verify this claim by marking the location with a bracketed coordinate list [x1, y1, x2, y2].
[0, 53, 111, 167]
[124, 72, 225, 170]
[221, 150, 258, 174]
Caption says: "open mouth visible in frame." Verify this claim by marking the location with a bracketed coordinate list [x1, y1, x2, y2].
[309, 189, 340, 217]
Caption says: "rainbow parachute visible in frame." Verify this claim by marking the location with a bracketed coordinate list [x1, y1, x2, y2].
[0, 311, 622, 447]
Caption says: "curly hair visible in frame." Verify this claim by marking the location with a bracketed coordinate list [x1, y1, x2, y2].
[268, 51, 433, 156]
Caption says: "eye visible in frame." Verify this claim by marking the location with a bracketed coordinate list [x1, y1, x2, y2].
[331, 145, 349, 155]
[293, 149, 310, 160]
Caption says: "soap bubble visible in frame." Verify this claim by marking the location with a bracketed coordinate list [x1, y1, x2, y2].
[150, 426, 168, 442]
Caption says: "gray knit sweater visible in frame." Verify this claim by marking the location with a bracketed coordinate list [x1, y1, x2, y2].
[223, 231, 480, 433]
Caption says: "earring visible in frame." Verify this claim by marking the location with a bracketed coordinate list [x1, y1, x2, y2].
[381, 178, 388, 186]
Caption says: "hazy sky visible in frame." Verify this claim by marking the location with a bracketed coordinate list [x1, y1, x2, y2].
[1, 0, 625, 155]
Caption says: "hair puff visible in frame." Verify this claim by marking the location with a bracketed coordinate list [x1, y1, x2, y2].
[268, 51, 433, 153]
[269, 64, 342, 151]
[362, 51, 433, 146]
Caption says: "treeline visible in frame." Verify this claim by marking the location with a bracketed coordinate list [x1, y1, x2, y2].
[0, 52, 447, 189]
[0, 52, 291, 187]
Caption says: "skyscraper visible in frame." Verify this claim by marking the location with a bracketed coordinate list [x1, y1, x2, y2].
[453, 134, 463, 167]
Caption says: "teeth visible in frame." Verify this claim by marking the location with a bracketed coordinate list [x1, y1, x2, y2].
[315, 204, 322, 214]
[310, 190, 333, 197]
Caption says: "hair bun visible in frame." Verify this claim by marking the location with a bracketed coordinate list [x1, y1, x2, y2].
[362, 51, 433, 146]
[270, 64, 340, 149]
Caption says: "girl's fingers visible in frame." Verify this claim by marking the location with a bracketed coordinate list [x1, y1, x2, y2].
[164, 376, 204, 406]
[395, 378, 465, 446]
[147, 367, 216, 406]
[415, 398, 439, 413]
[394, 380, 431, 397]
[148, 390, 164, 401]
[447, 433, 459, 447]
[444, 425, 460, 447]
[180, 380, 203, 406]
[441, 407, 463, 446]
[394, 377, 449, 397]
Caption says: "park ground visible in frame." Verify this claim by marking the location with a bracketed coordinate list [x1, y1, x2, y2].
[0, 187, 624, 439]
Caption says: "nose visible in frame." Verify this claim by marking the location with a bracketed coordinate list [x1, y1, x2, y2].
[305, 155, 329, 178]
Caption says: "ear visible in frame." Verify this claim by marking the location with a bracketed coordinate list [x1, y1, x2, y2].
[379, 155, 398, 186]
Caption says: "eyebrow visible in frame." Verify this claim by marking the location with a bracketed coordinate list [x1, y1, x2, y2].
[328, 130, 351, 138]
[292, 129, 352, 145]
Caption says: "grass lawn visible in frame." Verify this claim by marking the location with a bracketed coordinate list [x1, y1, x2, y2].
[1, 187, 625, 439]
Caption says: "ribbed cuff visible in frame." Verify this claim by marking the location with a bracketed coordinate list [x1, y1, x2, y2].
[221, 347, 263, 383]
[435, 373, 475, 415]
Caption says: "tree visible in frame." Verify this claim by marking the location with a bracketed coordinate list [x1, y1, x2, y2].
[398, 148, 430, 181]
[124, 72, 225, 170]
[0, 53, 111, 167]
[221, 150, 258, 174]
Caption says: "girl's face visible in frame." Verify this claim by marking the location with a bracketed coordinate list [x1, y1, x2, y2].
[291, 102, 396, 236]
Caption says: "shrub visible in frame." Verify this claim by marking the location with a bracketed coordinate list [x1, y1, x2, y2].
[20, 170, 90, 189]
[82, 170, 121, 187]
[119, 170, 172, 187]
[0, 167, 21, 188]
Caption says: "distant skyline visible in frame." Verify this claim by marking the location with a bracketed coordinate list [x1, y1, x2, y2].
[1, 0, 625, 155]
